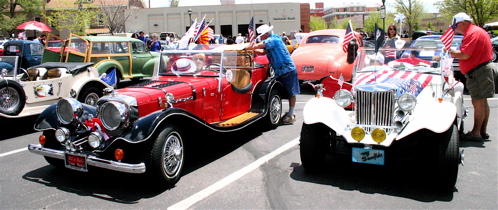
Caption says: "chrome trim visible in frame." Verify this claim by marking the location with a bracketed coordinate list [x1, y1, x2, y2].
[28, 144, 146, 174]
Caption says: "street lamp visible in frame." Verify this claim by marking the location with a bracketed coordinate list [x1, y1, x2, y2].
[188, 8, 192, 24]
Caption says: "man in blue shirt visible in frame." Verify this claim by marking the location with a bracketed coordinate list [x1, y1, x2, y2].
[246, 24, 300, 124]
[138, 31, 148, 44]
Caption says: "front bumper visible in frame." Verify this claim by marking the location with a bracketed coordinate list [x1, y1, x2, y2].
[28, 144, 146, 174]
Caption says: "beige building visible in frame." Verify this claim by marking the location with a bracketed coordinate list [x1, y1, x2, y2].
[125, 3, 303, 38]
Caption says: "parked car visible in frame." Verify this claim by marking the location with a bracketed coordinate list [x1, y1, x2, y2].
[299, 47, 467, 192]
[402, 35, 464, 82]
[28, 45, 286, 187]
[292, 29, 361, 83]
[0, 57, 110, 118]
[491, 37, 498, 62]
[0, 40, 7, 55]
[43, 34, 160, 83]
[3, 40, 44, 70]
[411, 30, 442, 40]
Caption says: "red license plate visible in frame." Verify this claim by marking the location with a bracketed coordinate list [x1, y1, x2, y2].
[64, 152, 88, 172]
[302, 65, 314, 73]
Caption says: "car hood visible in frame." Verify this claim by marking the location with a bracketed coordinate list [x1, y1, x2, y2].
[292, 44, 353, 80]
[113, 77, 217, 117]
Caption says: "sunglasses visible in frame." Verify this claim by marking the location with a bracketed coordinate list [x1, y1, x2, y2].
[389, 28, 396, 30]
[193, 58, 205, 61]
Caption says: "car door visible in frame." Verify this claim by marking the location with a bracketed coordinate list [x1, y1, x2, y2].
[130, 41, 153, 76]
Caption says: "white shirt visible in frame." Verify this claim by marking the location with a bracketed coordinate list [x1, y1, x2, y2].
[235, 36, 245, 44]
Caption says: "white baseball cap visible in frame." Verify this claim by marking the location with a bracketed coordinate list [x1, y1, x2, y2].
[453, 12, 472, 24]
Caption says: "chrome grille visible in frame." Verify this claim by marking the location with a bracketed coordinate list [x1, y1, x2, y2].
[355, 89, 396, 126]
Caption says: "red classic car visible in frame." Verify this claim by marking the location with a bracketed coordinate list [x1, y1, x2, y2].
[292, 29, 361, 83]
[28, 45, 287, 187]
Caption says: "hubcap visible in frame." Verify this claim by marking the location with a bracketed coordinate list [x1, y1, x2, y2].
[269, 95, 281, 124]
[0, 87, 20, 112]
[84, 92, 99, 106]
[163, 133, 183, 176]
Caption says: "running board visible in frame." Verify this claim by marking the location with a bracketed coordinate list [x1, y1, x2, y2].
[219, 112, 259, 127]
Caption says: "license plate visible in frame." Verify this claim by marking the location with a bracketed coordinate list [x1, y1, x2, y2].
[302, 65, 314, 73]
[64, 152, 88, 172]
[352, 147, 385, 165]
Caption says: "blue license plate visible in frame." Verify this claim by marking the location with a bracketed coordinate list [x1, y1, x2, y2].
[352, 147, 385, 165]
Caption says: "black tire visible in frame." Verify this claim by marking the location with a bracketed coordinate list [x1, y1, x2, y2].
[263, 89, 282, 129]
[78, 86, 102, 106]
[147, 125, 185, 187]
[434, 124, 460, 191]
[300, 123, 332, 171]
[0, 80, 26, 116]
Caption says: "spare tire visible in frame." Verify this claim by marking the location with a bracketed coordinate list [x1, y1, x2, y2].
[0, 80, 26, 116]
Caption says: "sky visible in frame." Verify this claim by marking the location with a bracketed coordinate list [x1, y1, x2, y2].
[149, 0, 440, 12]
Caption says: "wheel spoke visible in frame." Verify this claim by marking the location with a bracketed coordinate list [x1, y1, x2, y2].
[163, 134, 183, 175]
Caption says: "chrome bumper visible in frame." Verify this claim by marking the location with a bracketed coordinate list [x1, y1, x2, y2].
[28, 144, 146, 174]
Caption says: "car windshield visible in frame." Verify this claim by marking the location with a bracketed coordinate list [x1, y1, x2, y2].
[413, 37, 462, 49]
[0, 56, 18, 77]
[305, 35, 340, 44]
[48, 41, 62, 48]
[157, 45, 253, 78]
[354, 47, 449, 75]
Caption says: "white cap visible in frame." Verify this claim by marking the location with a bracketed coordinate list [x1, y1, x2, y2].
[365, 53, 385, 65]
[453, 12, 472, 24]
[256, 24, 274, 35]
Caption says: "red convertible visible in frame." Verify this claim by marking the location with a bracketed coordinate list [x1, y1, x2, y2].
[28, 45, 286, 187]
[292, 29, 361, 83]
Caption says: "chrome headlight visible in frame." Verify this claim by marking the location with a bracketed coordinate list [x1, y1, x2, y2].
[334, 89, 353, 107]
[88, 132, 104, 149]
[99, 101, 129, 131]
[398, 93, 417, 111]
[54, 127, 70, 143]
[56, 98, 83, 124]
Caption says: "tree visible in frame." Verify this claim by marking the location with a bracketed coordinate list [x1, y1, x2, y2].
[309, 16, 327, 31]
[393, 0, 425, 37]
[328, 17, 339, 29]
[0, 0, 43, 37]
[46, 0, 98, 36]
[170, 0, 180, 7]
[363, 12, 383, 33]
[95, 0, 134, 35]
[438, 0, 498, 27]
[339, 18, 351, 29]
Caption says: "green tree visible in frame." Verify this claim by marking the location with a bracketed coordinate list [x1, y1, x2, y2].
[170, 0, 180, 7]
[0, 0, 43, 37]
[393, 0, 425, 37]
[46, 0, 98, 36]
[309, 15, 327, 31]
[363, 12, 383, 33]
[328, 17, 339, 29]
[340, 18, 351, 29]
[438, 0, 498, 27]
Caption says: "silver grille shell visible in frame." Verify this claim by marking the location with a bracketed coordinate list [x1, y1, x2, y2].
[355, 86, 396, 127]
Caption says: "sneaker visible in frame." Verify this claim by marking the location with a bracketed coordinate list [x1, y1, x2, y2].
[461, 132, 483, 142]
[282, 112, 296, 125]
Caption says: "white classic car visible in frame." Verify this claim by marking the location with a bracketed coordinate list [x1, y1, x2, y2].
[300, 47, 467, 192]
[0, 56, 110, 118]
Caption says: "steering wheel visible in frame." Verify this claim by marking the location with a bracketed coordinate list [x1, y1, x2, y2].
[204, 63, 227, 74]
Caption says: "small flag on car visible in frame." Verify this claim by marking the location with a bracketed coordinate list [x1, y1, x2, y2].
[440, 18, 457, 51]
[248, 16, 255, 45]
[343, 20, 354, 53]
[101, 68, 117, 87]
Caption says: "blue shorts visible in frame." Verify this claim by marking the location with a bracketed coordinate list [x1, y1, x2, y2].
[277, 70, 300, 97]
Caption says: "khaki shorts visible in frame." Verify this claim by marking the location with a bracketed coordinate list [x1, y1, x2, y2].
[465, 63, 496, 99]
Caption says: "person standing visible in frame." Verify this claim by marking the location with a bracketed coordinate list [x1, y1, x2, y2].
[149, 33, 161, 52]
[235, 33, 245, 44]
[383, 24, 400, 63]
[245, 24, 300, 124]
[138, 31, 148, 44]
[449, 12, 497, 141]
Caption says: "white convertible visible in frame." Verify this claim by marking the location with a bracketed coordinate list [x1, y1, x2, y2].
[300, 47, 467, 192]
[0, 56, 110, 118]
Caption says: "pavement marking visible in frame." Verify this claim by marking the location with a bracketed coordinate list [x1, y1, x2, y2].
[168, 137, 300, 210]
[0, 147, 28, 157]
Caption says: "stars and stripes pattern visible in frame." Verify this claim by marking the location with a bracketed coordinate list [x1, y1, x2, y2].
[193, 17, 207, 42]
[385, 50, 396, 59]
[440, 18, 457, 51]
[248, 16, 255, 45]
[343, 20, 354, 53]
[354, 70, 433, 96]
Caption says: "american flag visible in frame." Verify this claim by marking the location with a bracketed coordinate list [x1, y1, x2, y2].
[354, 70, 433, 96]
[197, 27, 215, 44]
[440, 18, 457, 51]
[385, 50, 396, 58]
[193, 17, 207, 42]
[248, 16, 255, 45]
[343, 20, 354, 53]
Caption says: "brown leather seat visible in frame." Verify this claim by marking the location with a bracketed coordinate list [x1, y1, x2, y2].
[27, 68, 39, 81]
[42, 69, 61, 80]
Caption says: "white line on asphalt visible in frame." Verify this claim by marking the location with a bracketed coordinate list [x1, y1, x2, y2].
[0, 147, 28, 157]
[167, 137, 300, 210]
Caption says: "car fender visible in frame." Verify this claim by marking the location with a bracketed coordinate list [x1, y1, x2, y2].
[142, 57, 158, 76]
[397, 101, 456, 139]
[302, 97, 352, 136]
[93, 59, 124, 77]
[34, 103, 97, 131]
[70, 72, 110, 96]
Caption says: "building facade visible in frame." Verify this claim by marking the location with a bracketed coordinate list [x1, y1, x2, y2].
[323, 3, 380, 29]
[125, 3, 307, 38]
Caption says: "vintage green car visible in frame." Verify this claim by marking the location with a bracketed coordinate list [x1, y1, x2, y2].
[43, 34, 159, 83]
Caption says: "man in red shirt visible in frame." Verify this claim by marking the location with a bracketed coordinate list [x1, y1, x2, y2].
[450, 12, 497, 141]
